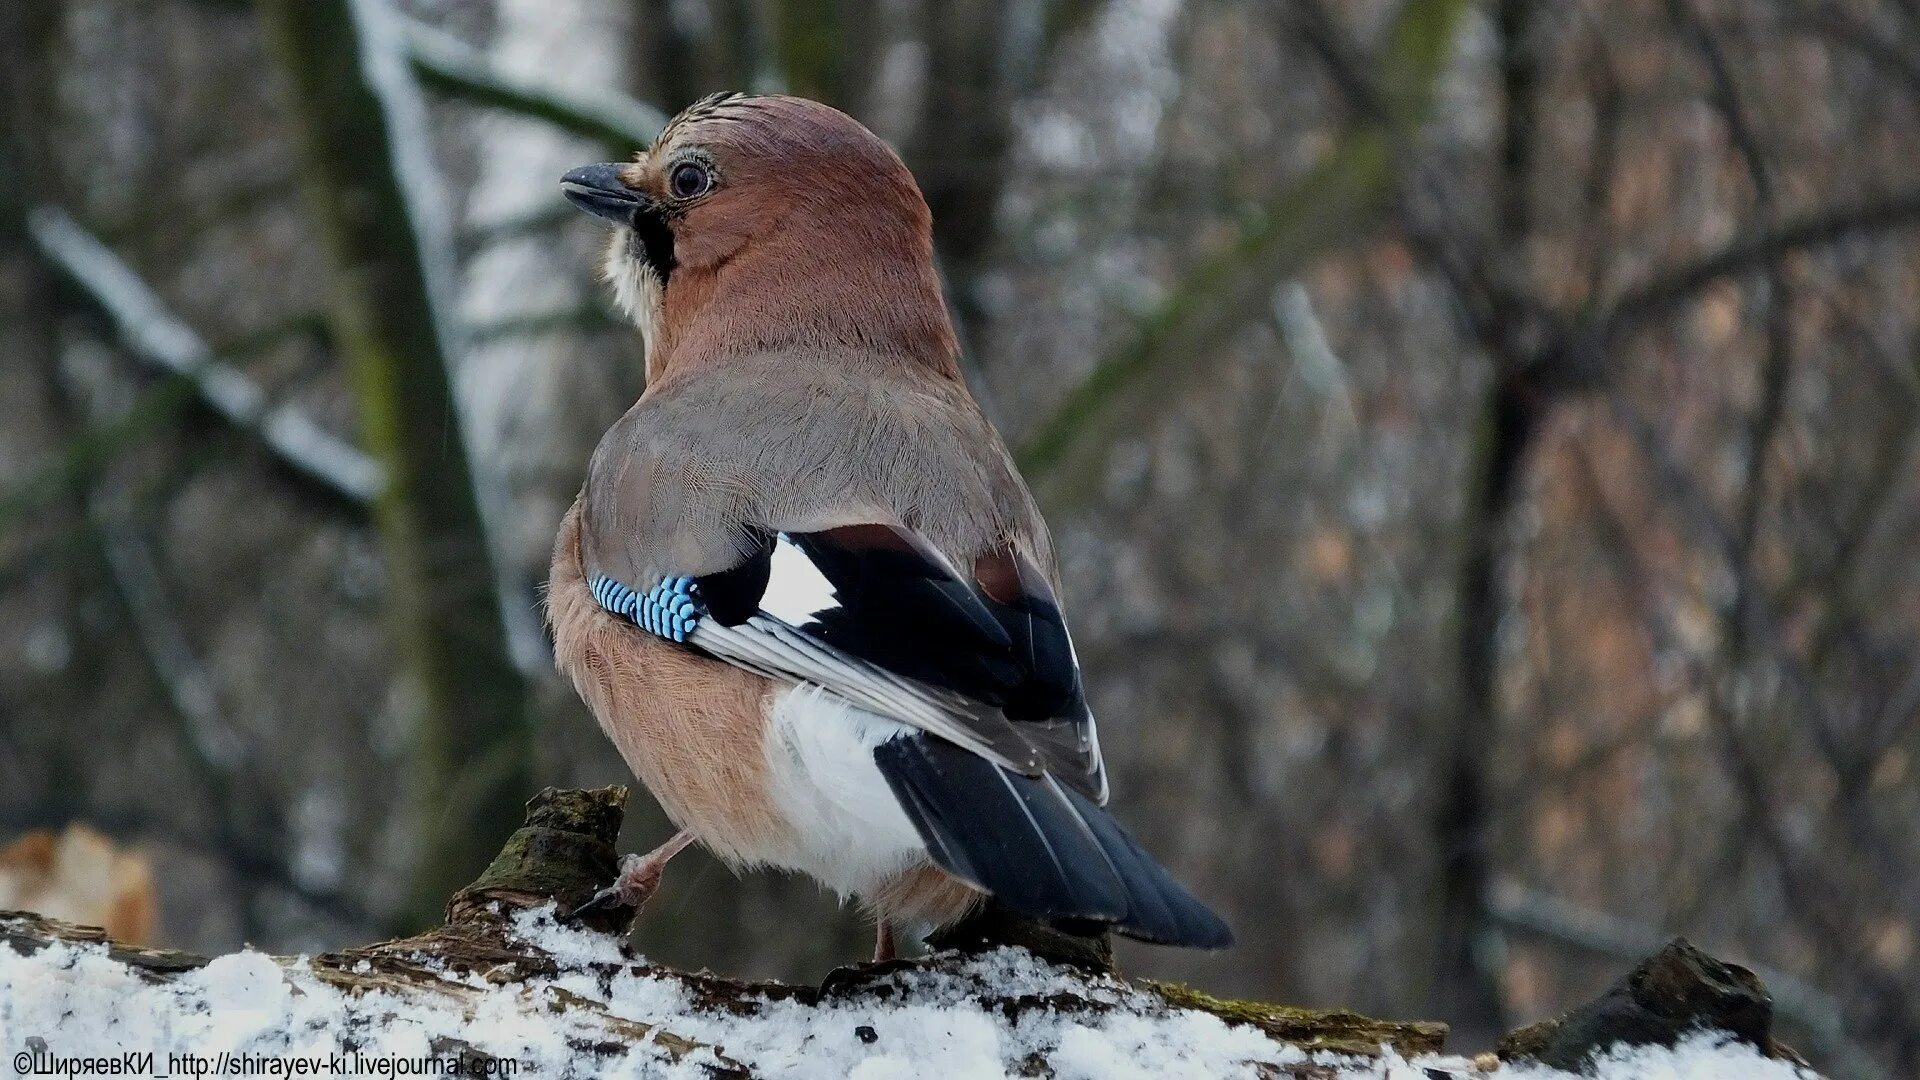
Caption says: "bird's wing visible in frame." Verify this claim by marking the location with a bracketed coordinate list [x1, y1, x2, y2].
[573, 368, 1227, 947]
[587, 520, 1230, 946]
[589, 521, 1108, 804]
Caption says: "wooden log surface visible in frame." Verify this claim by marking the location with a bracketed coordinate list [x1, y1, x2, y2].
[0, 786, 1818, 1078]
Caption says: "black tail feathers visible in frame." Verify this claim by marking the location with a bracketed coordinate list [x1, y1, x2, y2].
[873, 733, 1232, 949]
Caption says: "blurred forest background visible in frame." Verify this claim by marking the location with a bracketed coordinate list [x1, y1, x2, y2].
[2, 0, 1918, 1075]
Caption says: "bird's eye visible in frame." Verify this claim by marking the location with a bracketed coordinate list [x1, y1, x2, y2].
[668, 162, 712, 200]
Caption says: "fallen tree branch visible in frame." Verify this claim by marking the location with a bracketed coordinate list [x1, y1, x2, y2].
[1498, 939, 1807, 1072]
[0, 787, 1441, 1076]
[0, 787, 1828, 1078]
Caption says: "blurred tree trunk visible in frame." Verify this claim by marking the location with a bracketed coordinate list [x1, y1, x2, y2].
[252, 0, 532, 927]
[633, 0, 704, 111]
[0, 0, 96, 814]
[458, 0, 637, 624]
[771, 0, 863, 106]
[905, 0, 1016, 342]
[1428, 0, 1543, 1045]
[1428, 0, 1539, 1045]
[0, 1, 66, 515]
[0, 1, 64, 473]
[1436, 370, 1540, 1044]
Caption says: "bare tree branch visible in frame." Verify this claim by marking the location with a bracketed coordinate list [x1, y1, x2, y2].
[1597, 395, 1920, 1071]
[1019, 0, 1477, 504]
[95, 521, 242, 774]
[186, 0, 667, 152]
[27, 207, 385, 508]
[401, 17, 667, 152]
[1018, 135, 1396, 501]
[1272, 1, 1530, 1041]
[54, 313, 380, 938]
[1574, 189, 1920, 379]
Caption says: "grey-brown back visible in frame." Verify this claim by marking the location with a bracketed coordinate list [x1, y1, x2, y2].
[579, 348, 1053, 593]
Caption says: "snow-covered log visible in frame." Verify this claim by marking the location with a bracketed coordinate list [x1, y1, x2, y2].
[0, 788, 1824, 1078]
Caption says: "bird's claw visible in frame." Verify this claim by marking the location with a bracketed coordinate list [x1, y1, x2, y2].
[563, 832, 695, 925]
[563, 882, 630, 923]
[819, 956, 920, 997]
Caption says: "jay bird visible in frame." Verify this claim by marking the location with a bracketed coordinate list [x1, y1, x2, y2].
[550, 93, 1231, 958]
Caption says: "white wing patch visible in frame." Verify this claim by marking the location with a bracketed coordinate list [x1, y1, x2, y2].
[760, 533, 840, 625]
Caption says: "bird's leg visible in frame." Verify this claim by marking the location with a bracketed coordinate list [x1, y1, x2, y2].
[820, 921, 907, 996]
[568, 828, 696, 921]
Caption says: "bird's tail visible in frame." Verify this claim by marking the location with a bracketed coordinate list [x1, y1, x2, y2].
[873, 733, 1232, 948]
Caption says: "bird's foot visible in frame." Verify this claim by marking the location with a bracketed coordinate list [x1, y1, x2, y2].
[566, 828, 695, 923]
[818, 923, 911, 997]
[820, 956, 921, 998]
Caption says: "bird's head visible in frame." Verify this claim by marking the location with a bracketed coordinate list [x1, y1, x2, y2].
[562, 94, 959, 381]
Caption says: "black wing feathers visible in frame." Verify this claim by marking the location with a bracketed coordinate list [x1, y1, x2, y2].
[875, 734, 1232, 948]
[789, 527, 1087, 729]
[693, 531, 773, 626]
[974, 549, 1082, 721]
[787, 527, 1021, 699]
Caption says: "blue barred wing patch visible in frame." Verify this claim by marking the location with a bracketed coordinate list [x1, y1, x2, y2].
[589, 574, 702, 643]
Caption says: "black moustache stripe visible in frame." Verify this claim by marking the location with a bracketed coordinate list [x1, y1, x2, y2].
[631, 209, 676, 285]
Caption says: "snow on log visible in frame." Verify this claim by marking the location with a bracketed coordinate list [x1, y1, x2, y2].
[0, 787, 1824, 1079]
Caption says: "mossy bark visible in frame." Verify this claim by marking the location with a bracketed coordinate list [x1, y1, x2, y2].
[1149, 984, 1448, 1058]
[0, 787, 1498, 1078]
[250, 0, 532, 928]
[0, 789, 1825, 1077]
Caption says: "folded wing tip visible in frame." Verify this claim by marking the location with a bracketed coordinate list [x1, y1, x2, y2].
[876, 733, 1233, 952]
[1115, 886, 1235, 949]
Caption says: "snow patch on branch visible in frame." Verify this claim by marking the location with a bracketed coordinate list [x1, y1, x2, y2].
[1, 907, 1820, 1079]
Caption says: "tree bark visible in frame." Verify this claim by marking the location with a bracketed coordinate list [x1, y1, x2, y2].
[0, 786, 1821, 1077]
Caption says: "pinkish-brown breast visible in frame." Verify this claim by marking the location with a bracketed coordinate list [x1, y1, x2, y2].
[548, 500, 792, 867]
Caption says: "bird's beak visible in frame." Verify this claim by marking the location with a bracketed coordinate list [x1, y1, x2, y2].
[561, 163, 649, 225]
